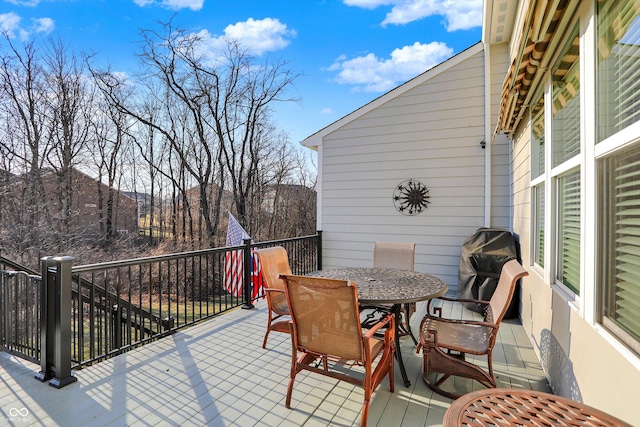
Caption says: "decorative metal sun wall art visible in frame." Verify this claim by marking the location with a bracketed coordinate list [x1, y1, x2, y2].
[393, 179, 430, 215]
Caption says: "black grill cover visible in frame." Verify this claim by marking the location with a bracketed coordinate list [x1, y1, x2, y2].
[458, 228, 519, 318]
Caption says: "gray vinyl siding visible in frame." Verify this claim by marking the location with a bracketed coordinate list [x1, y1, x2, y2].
[512, 118, 532, 266]
[490, 43, 512, 229]
[319, 47, 487, 288]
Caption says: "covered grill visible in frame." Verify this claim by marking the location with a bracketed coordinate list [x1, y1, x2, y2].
[458, 228, 519, 318]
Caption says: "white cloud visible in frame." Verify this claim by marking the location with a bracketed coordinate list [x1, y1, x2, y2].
[132, 0, 204, 11]
[328, 41, 453, 92]
[33, 17, 54, 34]
[223, 18, 296, 55]
[0, 13, 21, 38]
[320, 107, 333, 114]
[343, 0, 389, 8]
[194, 17, 296, 58]
[0, 12, 54, 40]
[4, 0, 41, 6]
[344, 0, 482, 31]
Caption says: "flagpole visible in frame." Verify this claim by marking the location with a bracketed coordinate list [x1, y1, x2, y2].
[241, 237, 254, 309]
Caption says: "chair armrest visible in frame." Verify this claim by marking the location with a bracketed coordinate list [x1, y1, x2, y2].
[363, 313, 394, 338]
[420, 314, 498, 330]
[433, 295, 490, 305]
[265, 288, 285, 295]
[427, 296, 489, 317]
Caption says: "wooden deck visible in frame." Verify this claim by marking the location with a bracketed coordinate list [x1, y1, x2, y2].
[0, 298, 550, 426]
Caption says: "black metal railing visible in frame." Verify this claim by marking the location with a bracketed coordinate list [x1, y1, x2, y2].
[0, 233, 322, 387]
[0, 270, 41, 364]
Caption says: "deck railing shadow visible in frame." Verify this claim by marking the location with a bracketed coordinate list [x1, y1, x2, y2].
[0, 280, 551, 426]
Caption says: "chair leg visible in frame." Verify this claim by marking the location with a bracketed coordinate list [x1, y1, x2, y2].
[285, 373, 295, 408]
[422, 344, 496, 399]
[388, 358, 395, 392]
[263, 311, 274, 349]
[286, 346, 297, 408]
[361, 399, 370, 427]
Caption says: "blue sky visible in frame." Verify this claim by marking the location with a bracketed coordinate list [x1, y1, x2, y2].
[1, 0, 483, 146]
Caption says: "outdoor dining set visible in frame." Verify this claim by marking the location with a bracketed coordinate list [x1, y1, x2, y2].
[253, 243, 631, 427]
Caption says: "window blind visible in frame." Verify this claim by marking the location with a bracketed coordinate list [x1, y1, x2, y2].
[558, 170, 580, 294]
[603, 151, 640, 345]
[535, 184, 545, 268]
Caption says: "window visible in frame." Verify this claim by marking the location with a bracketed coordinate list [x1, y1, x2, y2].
[552, 26, 581, 167]
[597, 0, 640, 142]
[533, 184, 545, 268]
[598, 145, 640, 354]
[597, 0, 640, 354]
[557, 170, 580, 293]
[531, 93, 545, 269]
[551, 25, 581, 295]
[532, 95, 545, 180]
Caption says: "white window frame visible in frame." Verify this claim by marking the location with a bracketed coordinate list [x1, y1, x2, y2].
[530, 90, 547, 278]
[593, 0, 640, 358]
[549, 20, 584, 303]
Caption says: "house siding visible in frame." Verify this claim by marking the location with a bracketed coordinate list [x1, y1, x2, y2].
[319, 48, 488, 287]
[490, 42, 512, 229]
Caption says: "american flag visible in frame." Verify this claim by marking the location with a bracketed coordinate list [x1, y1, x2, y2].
[224, 213, 264, 298]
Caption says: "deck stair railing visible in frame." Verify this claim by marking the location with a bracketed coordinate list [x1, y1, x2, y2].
[0, 251, 163, 366]
[0, 232, 321, 388]
[0, 270, 41, 364]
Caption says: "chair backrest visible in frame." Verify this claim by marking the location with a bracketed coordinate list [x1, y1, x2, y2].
[373, 242, 416, 271]
[487, 259, 528, 324]
[254, 246, 292, 292]
[281, 274, 364, 361]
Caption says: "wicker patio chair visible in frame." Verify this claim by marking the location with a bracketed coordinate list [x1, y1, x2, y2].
[417, 259, 528, 399]
[365, 242, 417, 342]
[281, 274, 395, 427]
[254, 246, 292, 349]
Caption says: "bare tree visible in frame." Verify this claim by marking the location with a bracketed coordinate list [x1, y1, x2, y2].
[1, 22, 314, 265]
[0, 35, 54, 258]
[90, 19, 299, 244]
[92, 84, 135, 241]
[43, 37, 95, 247]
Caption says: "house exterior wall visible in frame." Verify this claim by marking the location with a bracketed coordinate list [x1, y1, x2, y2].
[489, 42, 512, 229]
[318, 46, 489, 288]
[42, 170, 139, 235]
[511, 108, 640, 427]
[504, 1, 640, 424]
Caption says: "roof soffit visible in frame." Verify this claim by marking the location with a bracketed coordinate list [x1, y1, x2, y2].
[484, 0, 519, 45]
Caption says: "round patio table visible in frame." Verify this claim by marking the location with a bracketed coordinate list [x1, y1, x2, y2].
[308, 267, 448, 387]
[443, 388, 633, 427]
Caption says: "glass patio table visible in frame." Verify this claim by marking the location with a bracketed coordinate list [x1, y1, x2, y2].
[308, 267, 448, 387]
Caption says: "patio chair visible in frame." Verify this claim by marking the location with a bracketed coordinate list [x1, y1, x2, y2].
[366, 242, 417, 342]
[281, 274, 395, 427]
[254, 246, 292, 349]
[373, 241, 416, 271]
[417, 259, 528, 399]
